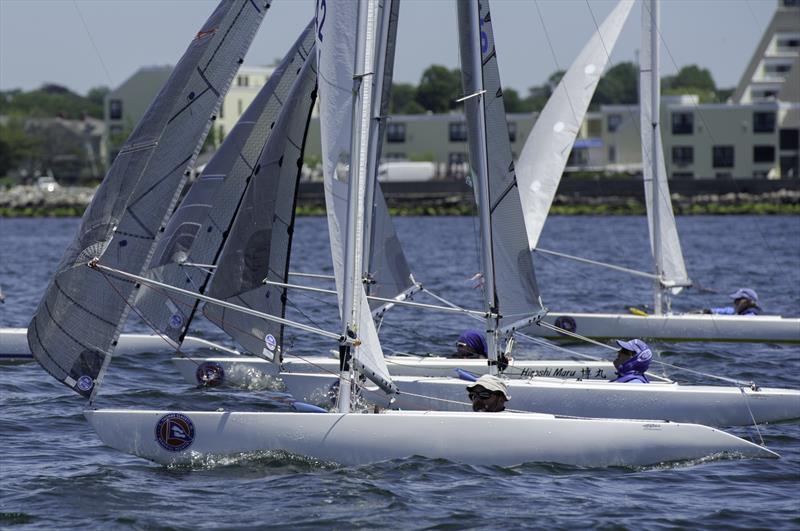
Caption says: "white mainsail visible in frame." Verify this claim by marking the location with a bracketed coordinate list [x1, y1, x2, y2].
[316, 0, 394, 395]
[516, 0, 634, 250]
[640, 0, 690, 299]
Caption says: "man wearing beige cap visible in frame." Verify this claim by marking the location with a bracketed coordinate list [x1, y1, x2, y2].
[466, 374, 510, 412]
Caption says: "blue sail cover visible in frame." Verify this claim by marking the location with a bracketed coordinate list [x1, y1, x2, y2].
[27, 0, 268, 399]
[134, 20, 316, 350]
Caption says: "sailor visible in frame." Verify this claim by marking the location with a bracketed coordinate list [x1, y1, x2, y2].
[705, 288, 762, 316]
[612, 339, 652, 383]
[453, 329, 487, 358]
[466, 374, 510, 412]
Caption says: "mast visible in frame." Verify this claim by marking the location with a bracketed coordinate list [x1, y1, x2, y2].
[362, 0, 398, 288]
[338, 0, 378, 412]
[648, 0, 664, 315]
[458, 0, 499, 374]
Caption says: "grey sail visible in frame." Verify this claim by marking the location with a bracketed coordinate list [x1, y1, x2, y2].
[27, 0, 268, 399]
[457, 0, 544, 331]
[202, 53, 318, 359]
[363, 0, 417, 313]
[134, 21, 316, 348]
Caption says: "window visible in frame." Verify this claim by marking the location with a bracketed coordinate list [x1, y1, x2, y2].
[764, 63, 792, 75]
[386, 122, 405, 143]
[109, 99, 123, 120]
[383, 152, 406, 161]
[218, 104, 224, 119]
[752, 89, 779, 101]
[715, 172, 733, 179]
[753, 145, 776, 163]
[672, 172, 694, 179]
[780, 155, 798, 177]
[753, 112, 776, 133]
[588, 118, 602, 137]
[449, 122, 468, 142]
[237, 99, 243, 115]
[507, 121, 517, 143]
[607, 114, 622, 133]
[780, 129, 799, 150]
[237, 75, 249, 87]
[777, 37, 800, 50]
[672, 146, 694, 166]
[712, 145, 735, 168]
[672, 112, 693, 135]
[567, 148, 589, 167]
[783, 0, 799, 7]
[218, 125, 225, 141]
[608, 145, 616, 163]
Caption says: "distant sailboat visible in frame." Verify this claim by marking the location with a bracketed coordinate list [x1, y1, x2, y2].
[517, 1, 800, 343]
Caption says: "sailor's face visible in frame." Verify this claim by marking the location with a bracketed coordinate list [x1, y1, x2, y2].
[614, 349, 634, 370]
[469, 385, 506, 412]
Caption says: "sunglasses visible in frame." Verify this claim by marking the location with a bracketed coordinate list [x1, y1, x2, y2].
[469, 389, 495, 400]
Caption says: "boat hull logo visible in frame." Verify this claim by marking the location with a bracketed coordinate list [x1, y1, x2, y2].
[196, 361, 224, 387]
[155, 413, 195, 452]
[554, 316, 577, 335]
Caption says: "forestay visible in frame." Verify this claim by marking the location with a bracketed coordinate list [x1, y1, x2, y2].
[317, 0, 393, 391]
[202, 55, 318, 359]
[135, 21, 316, 350]
[27, 0, 267, 399]
[457, 0, 545, 332]
[640, 0, 690, 294]
[516, 0, 633, 250]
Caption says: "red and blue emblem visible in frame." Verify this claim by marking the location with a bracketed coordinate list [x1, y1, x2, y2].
[155, 413, 195, 452]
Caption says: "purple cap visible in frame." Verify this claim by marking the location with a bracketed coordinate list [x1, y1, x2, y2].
[729, 288, 758, 303]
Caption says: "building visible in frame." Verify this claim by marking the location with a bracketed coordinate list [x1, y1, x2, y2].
[103, 65, 274, 162]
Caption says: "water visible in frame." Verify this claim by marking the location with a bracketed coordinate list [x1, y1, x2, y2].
[1, 215, 799, 529]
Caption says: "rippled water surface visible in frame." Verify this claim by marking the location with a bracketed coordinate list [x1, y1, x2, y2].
[1, 215, 799, 529]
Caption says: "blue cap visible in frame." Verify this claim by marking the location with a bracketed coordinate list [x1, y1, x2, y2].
[456, 329, 487, 357]
[729, 288, 758, 303]
[615, 338, 653, 374]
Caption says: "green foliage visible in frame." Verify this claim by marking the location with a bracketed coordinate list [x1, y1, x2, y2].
[390, 83, 424, 114]
[0, 117, 41, 177]
[592, 62, 638, 108]
[416, 65, 462, 113]
[519, 70, 565, 112]
[663, 65, 716, 92]
[0, 84, 106, 120]
[408, 151, 435, 162]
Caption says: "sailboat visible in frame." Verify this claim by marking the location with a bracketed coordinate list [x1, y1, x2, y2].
[44, 0, 776, 467]
[278, 0, 800, 428]
[515, 1, 800, 344]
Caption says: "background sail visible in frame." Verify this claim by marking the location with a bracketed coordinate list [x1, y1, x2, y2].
[202, 55, 318, 359]
[134, 21, 316, 348]
[317, 0, 393, 389]
[27, 0, 268, 399]
[640, 0, 690, 294]
[516, 0, 634, 250]
[458, 0, 544, 329]
[364, 0, 416, 310]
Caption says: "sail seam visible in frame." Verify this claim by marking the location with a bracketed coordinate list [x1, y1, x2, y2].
[127, 154, 193, 210]
[202, 1, 249, 69]
[196, 66, 221, 98]
[167, 87, 212, 125]
[490, 177, 518, 214]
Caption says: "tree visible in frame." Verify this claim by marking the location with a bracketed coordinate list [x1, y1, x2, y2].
[662, 64, 720, 103]
[415, 65, 462, 113]
[592, 62, 638, 107]
[521, 70, 565, 112]
[87, 86, 110, 108]
[502, 87, 525, 113]
[390, 83, 424, 114]
[0, 116, 41, 178]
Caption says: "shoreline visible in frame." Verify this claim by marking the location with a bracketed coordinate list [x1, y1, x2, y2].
[2, 184, 798, 217]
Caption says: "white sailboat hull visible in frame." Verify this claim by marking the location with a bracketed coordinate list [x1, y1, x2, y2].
[0, 327, 238, 362]
[170, 355, 615, 388]
[534, 312, 800, 343]
[281, 373, 800, 427]
[84, 409, 777, 467]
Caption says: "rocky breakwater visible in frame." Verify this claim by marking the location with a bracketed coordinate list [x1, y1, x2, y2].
[0, 185, 95, 216]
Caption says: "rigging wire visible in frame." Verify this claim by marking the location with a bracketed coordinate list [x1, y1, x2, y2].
[72, 1, 115, 87]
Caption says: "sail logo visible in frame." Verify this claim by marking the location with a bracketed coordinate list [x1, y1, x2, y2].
[155, 413, 195, 452]
[169, 314, 184, 329]
[76, 375, 94, 393]
[264, 334, 277, 352]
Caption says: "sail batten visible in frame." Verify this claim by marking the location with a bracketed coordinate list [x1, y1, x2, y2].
[28, 0, 268, 399]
